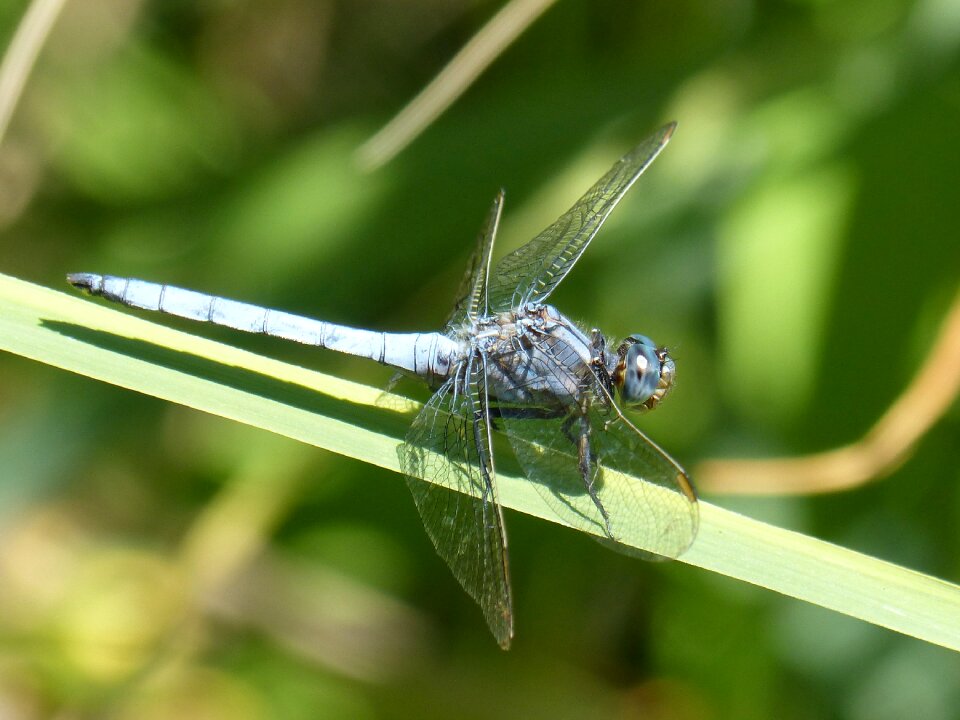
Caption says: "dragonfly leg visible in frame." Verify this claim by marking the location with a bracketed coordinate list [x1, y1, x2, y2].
[498, 402, 614, 538]
[570, 412, 613, 537]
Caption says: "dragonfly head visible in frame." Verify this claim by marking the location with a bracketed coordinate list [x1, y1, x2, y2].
[612, 334, 675, 411]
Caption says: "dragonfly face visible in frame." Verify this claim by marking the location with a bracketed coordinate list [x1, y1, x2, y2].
[611, 334, 676, 411]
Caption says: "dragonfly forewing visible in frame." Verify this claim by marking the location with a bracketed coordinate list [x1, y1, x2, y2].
[496, 330, 697, 559]
[444, 190, 504, 329]
[502, 408, 697, 559]
[487, 122, 676, 312]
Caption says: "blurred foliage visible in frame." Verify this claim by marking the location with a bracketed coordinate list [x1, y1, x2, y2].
[0, 0, 959, 718]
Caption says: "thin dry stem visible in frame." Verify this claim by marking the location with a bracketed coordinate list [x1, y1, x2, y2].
[0, 0, 68, 146]
[355, 0, 556, 171]
[697, 286, 960, 494]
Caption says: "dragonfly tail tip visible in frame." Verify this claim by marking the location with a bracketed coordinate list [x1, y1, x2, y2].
[66, 273, 103, 295]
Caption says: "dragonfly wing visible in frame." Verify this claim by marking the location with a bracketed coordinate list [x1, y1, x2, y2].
[496, 331, 697, 559]
[583, 407, 698, 559]
[445, 190, 504, 328]
[398, 353, 513, 648]
[487, 122, 675, 312]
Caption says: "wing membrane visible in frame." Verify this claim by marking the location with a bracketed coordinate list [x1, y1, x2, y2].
[398, 353, 513, 648]
[488, 122, 675, 311]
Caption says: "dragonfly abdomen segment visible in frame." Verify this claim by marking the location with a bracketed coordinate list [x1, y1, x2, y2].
[67, 273, 462, 379]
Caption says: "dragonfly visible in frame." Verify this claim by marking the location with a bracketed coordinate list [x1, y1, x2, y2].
[68, 121, 698, 648]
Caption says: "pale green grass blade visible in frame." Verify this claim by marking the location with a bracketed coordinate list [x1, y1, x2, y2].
[2, 272, 959, 652]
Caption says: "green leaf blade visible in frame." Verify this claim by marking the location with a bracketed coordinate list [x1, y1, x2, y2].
[2, 272, 959, 652]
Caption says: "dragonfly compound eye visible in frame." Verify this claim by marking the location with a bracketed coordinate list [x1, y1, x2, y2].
[617, 335, 675, 410]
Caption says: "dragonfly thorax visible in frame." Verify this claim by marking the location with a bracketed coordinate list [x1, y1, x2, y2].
[609, 334, 675, 411]
[462, 304, 597, 407]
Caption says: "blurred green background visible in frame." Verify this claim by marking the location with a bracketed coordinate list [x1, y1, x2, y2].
[1, 0, 959, 717]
